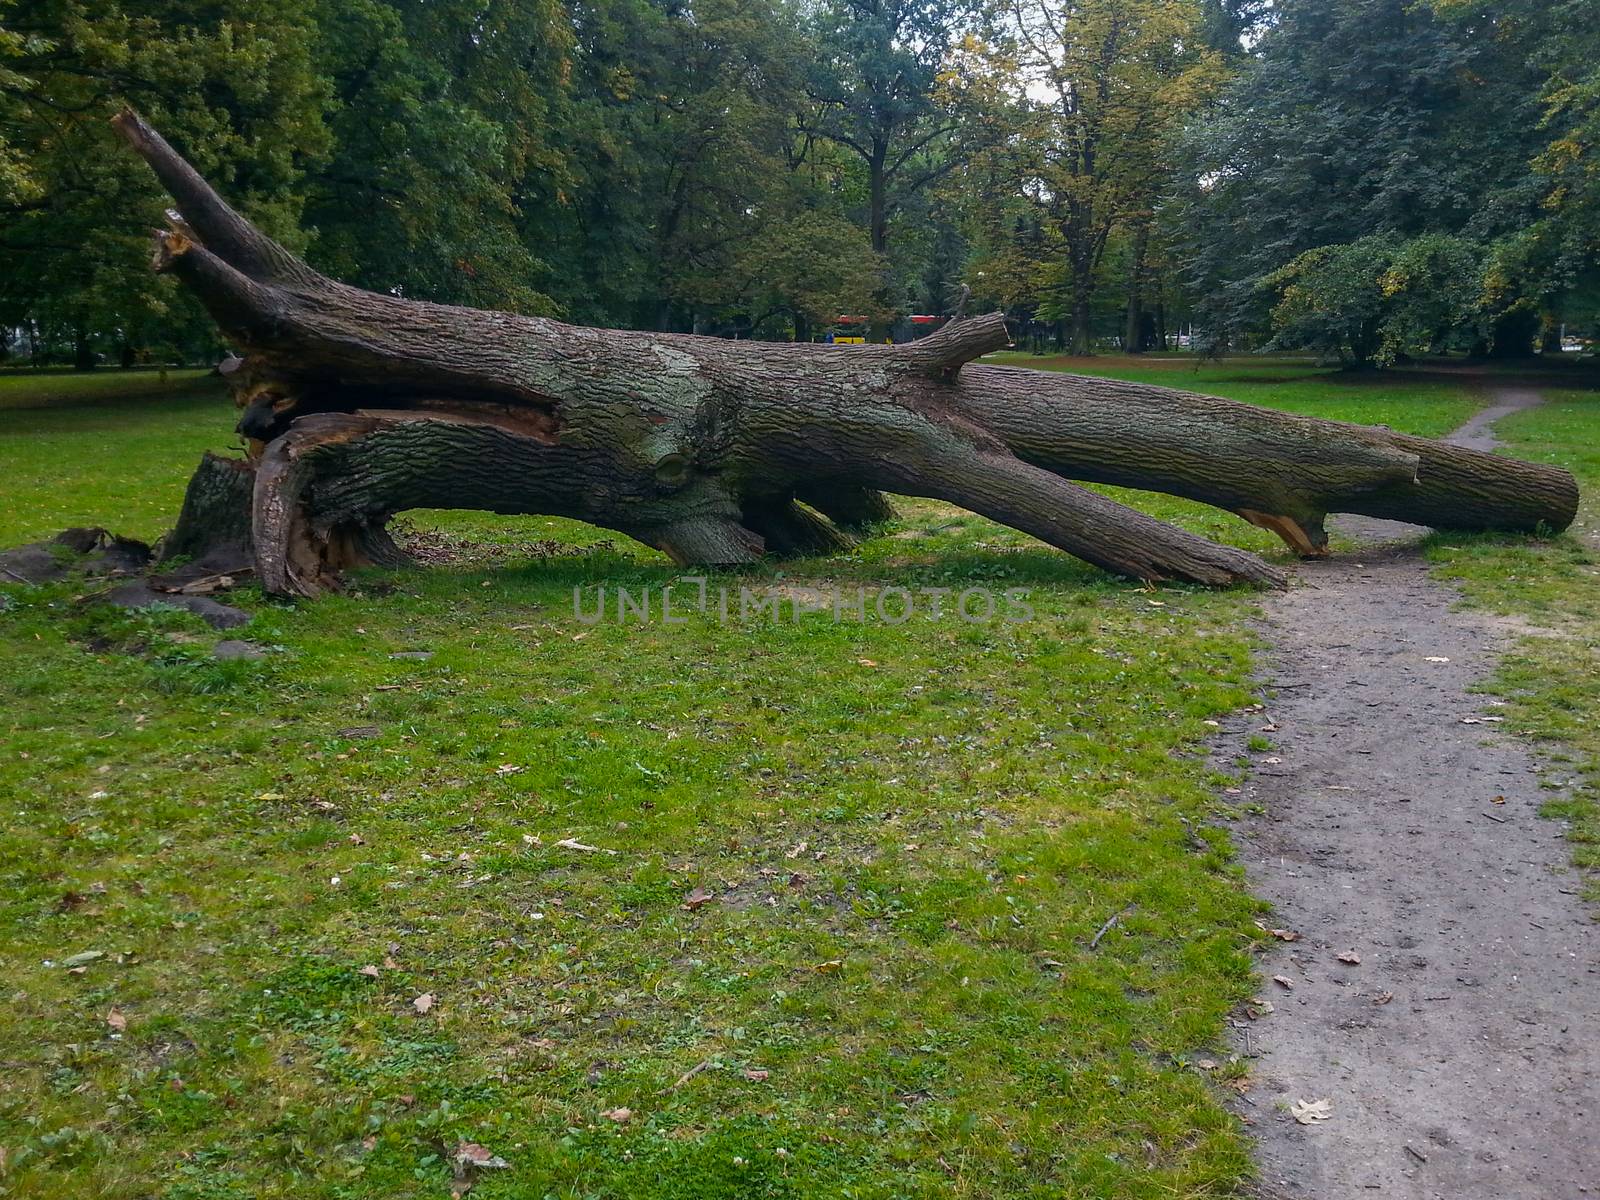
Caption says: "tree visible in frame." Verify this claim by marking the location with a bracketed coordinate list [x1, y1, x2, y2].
[802, 0, 981, 327]
[300, 0, 571, 315]
[70, 114, 1580, 608]
[988, 0, 1225, 354]
[1266, 234, 1484, 368]
[1179, 0, 1552, 357]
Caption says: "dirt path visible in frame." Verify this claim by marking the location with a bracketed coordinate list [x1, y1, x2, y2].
[1225, 388, 1599, 1199]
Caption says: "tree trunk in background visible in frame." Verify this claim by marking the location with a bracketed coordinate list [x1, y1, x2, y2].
[1124, 224, 1149, 354]
[1070, 291, 1091, 356]
[73, 326, 93, 371]
[100, 111, 1580, 602]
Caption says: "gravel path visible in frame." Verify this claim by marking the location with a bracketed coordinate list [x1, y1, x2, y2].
[1224, 389, 1599, 1199]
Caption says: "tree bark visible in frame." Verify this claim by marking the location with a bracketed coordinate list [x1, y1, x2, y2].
[108, 111, 1579, 600]
[1124, 223, 1148, 354]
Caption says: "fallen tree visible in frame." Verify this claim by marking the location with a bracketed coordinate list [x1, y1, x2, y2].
[90, 112, 1578, 599]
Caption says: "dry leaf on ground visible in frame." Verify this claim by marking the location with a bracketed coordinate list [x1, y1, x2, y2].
[1290, 1098, 1333, 1125]
[412, 992, 435, 1014]
[1336, 950, 1362, 965]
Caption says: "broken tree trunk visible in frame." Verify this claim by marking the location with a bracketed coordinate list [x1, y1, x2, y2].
[111, 112, 1578, 598]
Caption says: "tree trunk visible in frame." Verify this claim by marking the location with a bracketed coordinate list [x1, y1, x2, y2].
[107, 111, 1579, 600]
[73, 325, 94, 371]
[1070, 289, 1091, 357]
[1124, 224, 1148, 354]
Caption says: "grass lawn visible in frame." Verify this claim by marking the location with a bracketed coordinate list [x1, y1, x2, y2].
[985, 352, 1486, 438]
[0, 359, 1582, 1197]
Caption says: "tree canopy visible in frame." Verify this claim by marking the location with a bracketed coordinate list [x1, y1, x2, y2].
[1, 0, 1597, 365]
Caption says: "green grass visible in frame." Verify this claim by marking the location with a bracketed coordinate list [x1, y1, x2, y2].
[0, 370, 226, 545]
[0, 359, 1568, 1198]
[986, 352, 1485, 438]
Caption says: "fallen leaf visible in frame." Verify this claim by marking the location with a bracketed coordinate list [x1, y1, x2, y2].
[383, 955, 399, 969]
[1424, 656, 1450, 663]
[1196, 1058, 1218, 1071]
[1259, 755, 1283, 765]
[62, 950, 104, 969]
[742, 1068, 770, 1082]
[856, 658, 878, 667]
[813, 959, 844, 974]
[106, 1007, 127, 1032]
[494, 763, 524, 776]
[681, 887, 715, 911]
[785, 840, 808, 859]
[1374, 991, 1394, 1005]
[1336, 950, 1362, 965]
[359, 964, 381, 978]
[601, 1106, 632, 1123]
[412, 992, 435, 1014]
[1257, 923, 1300, 942]
[1290, 1098, 1332, 1125]
[1272, 974, 1295, 990]
[1491, 794, 1506, 805]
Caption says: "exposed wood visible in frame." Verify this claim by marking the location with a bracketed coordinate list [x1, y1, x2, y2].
[99, 111, 1579, 600]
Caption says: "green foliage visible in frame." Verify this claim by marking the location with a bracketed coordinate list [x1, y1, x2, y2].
[1266, 233, 1485, 366]
[0, 0, 331, 365]
[2, 0, 1598, 359]
[1180, 0, 1600, 358]
[960, 0, 1225, 353]
[302, 0, 570, 315]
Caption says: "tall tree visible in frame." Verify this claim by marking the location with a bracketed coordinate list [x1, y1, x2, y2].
[803, 0, 980, 325]
[1178, 0, 1551, 355]
[994, 0, 1224, 354]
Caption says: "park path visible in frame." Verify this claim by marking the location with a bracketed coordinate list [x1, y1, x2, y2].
[1222, 388, 1599, 1199]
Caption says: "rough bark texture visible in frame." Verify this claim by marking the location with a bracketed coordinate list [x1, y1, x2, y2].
[108, 111, 1579, 600]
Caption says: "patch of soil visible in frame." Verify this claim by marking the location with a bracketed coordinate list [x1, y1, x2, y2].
[1224, 389, 1599, 1199]
[391, 520, 615, 566]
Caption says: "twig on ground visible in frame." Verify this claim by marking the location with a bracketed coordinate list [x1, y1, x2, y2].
[1089, 903, 1136, 950]
[661, 1058, 713, 1093]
